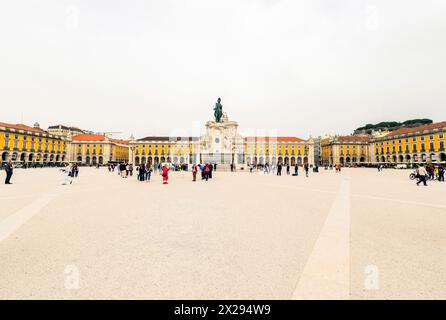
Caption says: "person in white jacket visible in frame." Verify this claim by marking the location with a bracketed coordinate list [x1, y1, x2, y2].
[62, 163, 73, 185]
[416, 165, 428, 186]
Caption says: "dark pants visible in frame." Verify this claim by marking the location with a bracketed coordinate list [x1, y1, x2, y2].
[417, 175, 427, 186]
[277, 170, 281, 176]
[5, 171, 13, 184]
[439, 174, 444, 182]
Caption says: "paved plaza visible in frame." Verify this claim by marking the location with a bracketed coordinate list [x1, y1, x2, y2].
[0, 167, 445, 299]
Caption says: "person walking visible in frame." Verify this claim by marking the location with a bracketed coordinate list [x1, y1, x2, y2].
[438, 166, 445, 182]
[294, 163, 299, 176]
[416, 164, 428, 186]
[129, 164, 134, 177]
[139, 164, 146, 181]
[286, 164, 290, 175]
[304, 163, 309, 177]
[62, 163, 73, 185]
[203, 163, 210, 181]
[277, 163, 282, 176]
[192, 163, 198, 181]
[209, 163, 213, 179]
[4, 160, 13, 184]
[161, 165, 169, 184]
[146, 163, 152, 181]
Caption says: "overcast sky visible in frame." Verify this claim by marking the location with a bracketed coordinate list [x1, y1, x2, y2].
[1, 0, 445, 139]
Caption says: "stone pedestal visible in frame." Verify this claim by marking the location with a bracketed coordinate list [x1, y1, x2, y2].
[200, 113, 243, 165]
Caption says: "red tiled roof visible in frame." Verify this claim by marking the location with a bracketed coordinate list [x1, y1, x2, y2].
[244, 136, 304, 142]
[110, 138, 129, 145]
[0, 122, 46, 134]
[382, 121, 446, 138]
[336, 135, 370, 143]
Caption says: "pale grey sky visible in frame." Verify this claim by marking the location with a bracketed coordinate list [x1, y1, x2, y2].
[1, 0, 445, 139]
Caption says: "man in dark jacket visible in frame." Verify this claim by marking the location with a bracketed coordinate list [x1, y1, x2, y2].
[4, 160, 13, 184]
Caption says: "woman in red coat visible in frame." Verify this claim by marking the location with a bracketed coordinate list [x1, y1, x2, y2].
[161, 165, 169, 184]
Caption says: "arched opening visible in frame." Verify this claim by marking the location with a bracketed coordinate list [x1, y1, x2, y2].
[430, 153, 437, 162]
[99, 156, 103, 164]
[154, 157, 159, 164]
[148, 157, 153, 165]
[36, 153, 42, 162]
[360, 156, 365, 163]
[352, 157, 357, 163]
[375, 156, 379, 162]
[405, 154, 411, 162]
[173, 157, 178, 164]
[440, 153, 446, 162]
[413, 154, 418, 162]
[278, 157, 283, 165]
[380, 155, 386, 163]
[303, 156, 308, 164]
[421, 154, 427, 162]
[141, 156, 146, 164]
[11, 152, 18, 161]
[86, 156, 91, 164]
[284, 157, 289, 165]
[135, 156, 140, 165]
[398, 155, 404, 162]
[1, 152, 8, 161]
[49, 154, 54, 162]
[77, 156, 82, 162]
[92, 156, 97, 165]
[272, 157, 277, 165]
[56, 154, 60, 162]
[180, 156, 185, 163]
[297, 157, 302, 166]
[160, 157, 166, 163]
[291, 157, 296, 166]
[339, 157, 344, 165]
[28, 153, 34, 162]
[20, 153, 25, 162]
[346, 156, 351, 163]
[43, 154, 48, 162]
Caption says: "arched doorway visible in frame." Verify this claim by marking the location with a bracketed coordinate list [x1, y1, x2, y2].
[297, 157, 302, 165]
[398, 155, 404, 162]
[303, 156, 308, 164]
[291, 157, 296, 166]
[1, 152, 8, 161]
[92, 156, 97, 165]
[99, 156, 103, 164]
[141, 156, 146, 164]
[380, 156, 385, 163]
[360, 156, 365, 163]
[135, 156, 140, 165]
[77, 156, 82, 162]
[20, 153, 25, 162]
[11, 152, 18, 161]
[405, 155, 411, 162]
[339, 157, 344, 165]
[28, 153, 34, 162]
[440, 153, 446, 162]
[86, 156, 91, 164]
[346, 156, 351, 163]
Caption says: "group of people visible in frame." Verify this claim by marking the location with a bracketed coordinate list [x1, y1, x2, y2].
[191, 163, 215, 182]
[415, 164, 445, 186]
[249, 163, 312, 178]
[62, 163, 79, 185]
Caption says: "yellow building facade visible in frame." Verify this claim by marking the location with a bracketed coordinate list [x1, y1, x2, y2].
[321, 135, 370, 166]
[370, 121, 446, 164]
[70, 134, 129, 164]
[130, 136, 198, 165]
[244, 137, 314, 166]
[0, 122, 67, 164]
